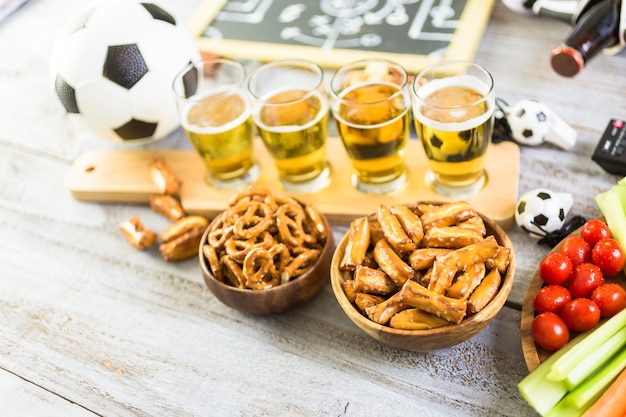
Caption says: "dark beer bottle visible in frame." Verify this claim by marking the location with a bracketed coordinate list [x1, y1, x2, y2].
[550, 0, 622, 77]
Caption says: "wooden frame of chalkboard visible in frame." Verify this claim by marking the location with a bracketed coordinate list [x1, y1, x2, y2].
[187, 0, 496, 73]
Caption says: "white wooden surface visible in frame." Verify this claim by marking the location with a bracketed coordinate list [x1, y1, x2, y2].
[0, 1, 624, 416]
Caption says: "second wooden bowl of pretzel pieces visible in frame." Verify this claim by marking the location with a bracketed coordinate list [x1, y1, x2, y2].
[199, 187, 334, 315]
[330, 201, 515, 351]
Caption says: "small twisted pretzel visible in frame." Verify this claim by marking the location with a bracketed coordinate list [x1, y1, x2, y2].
[243, 247, 279, 290]
[202, 244, 223, 281]
[221, 256, 247, 289]
[224, 231, 275, 263]
[268, 243, 291, 276]
[276, 203, 306, 247]
[281, 249, 321, 284]
[304, 203, 327, 242]
[208, 213, 233, 250]
[228, 201, 273, 240]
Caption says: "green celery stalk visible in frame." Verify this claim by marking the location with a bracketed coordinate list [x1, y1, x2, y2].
[518, 332, 588, 416]
[547, 307, 626, 382]
[564, 325, 626, 390]
[596, 184, 626, 252]
[544, 395, 593, 417]
[566, 345, 626, 409]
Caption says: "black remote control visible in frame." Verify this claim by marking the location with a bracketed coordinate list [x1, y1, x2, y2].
[592, 119, 626, 176]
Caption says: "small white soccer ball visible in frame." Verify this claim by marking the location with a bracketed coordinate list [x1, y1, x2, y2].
[515, 189, 574, 238]
[506, 99, 550, 146]
[50, 0, 201, 143]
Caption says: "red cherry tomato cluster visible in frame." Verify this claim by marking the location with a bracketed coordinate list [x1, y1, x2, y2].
[532, 219, 626, 352]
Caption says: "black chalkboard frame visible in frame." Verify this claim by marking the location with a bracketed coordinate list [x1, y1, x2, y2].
[188, 0, 496, 73]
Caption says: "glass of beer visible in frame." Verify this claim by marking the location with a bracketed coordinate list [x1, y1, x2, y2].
[329, 59, 411, 195]
[172, 58, 258, 190]
[247, 59, 330, 193]
[412, 60, 495, 197]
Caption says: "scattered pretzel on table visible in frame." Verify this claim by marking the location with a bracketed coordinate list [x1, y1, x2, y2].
[202, 186, 328, 290]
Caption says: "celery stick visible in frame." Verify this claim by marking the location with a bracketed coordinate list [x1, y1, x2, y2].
[518, 332, 588, 416]
[547, 307, 626, 382]
[544, 395, 593, 417]
[567, 346, 626, 409]
[564, 326, 626, 389]
[596, 185, 626, 251]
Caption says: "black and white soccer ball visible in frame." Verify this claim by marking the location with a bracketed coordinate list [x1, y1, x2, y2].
[50, 0, 201, 143]
[515, 188, 574, 238]
[506, 99, 550, 146]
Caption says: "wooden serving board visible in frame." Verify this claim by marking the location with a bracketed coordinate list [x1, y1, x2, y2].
[65, 138, 520, 228]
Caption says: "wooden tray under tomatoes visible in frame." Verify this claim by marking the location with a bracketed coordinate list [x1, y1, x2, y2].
[520, 223, 626, 372]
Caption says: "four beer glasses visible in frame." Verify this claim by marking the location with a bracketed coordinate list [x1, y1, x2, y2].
[172, 58, 258, 190]
[247, 59, 330, 193]
[330, 59, 411, 195]
[412, 60, 495, 197]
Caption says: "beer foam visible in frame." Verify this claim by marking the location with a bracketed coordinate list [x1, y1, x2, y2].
[181, 91, 251, 134]
[252, 89, 328, 132]
[333, 81, 410, 129]
[413, 75, 494, 131]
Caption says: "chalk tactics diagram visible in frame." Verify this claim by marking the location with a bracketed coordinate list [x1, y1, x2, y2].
[202, 0, 468, 57]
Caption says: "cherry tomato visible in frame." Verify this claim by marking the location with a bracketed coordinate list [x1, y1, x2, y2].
[581, 219, 612, 248]
[532, 312, 570, 352]
[560, 236, 592, 267]
[539, 252, 573, 285]
[561, 298, 601, 332]
[591, 238, 625, 277]
[591, 283, 626, 317]
[534, 285, 572, 314]
[568, 263, 604, 298]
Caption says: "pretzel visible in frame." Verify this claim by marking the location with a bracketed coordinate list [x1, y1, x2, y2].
[340, 216, 370, 272]
[389, 308, 450, 330]
[389, 204, 424, 247]
[400, 279, 467, 325]
[148, 158, 181, 196]
[446, 262, 486, 300]
[228, 201, 273, 240]
[206, 214, 229, 248]
[304, 203, 328, 242]
[281, 249, 321, 284]
[355, 292, 385, 313]
[365, 291, 408, 325]
[373, 239, 415, 286]
[221, 256, 247, 289]
[243, 247, 279, 290]
[149, 195, 185, 221]
[276, 202, 306, 247]
[353, 265, 397, 295]
[268, 243, 291, 276]
[202, 244, 223, 282]
[422, 225, 484, 248]
[419, 201, 477, 230]
[378, 204, 416, 254]
[468, 268, 501, 314]
[427, 261, 457, 295]
[408, 248, 451, 270]
[119, 217, 157, 250]
[224, 231, 274, 263]
[436, 235, 499, 270]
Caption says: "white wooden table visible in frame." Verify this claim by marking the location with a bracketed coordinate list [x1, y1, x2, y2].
[1, 1, 624, 416]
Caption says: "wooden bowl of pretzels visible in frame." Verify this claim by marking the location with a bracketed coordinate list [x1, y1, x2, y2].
[199, 186, 334, 315]
[330, 201, 515, 351]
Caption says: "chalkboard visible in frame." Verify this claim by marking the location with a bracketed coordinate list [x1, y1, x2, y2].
[188, 0, 496, 73]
